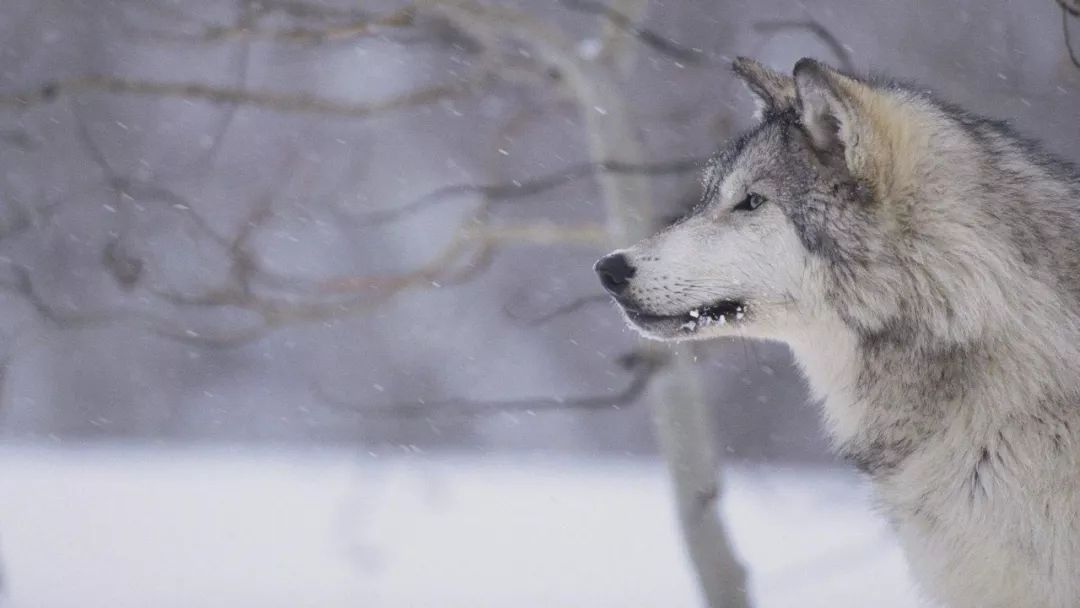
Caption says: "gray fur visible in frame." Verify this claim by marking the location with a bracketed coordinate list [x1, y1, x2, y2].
[598, 58, 1080, 607]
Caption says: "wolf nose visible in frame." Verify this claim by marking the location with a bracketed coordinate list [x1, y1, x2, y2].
[594, 253, 635, 295]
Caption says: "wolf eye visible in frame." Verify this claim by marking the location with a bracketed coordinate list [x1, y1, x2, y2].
[734, 192, 766, 212]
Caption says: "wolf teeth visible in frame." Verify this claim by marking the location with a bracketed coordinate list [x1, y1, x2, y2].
[680, 305, 742, 330]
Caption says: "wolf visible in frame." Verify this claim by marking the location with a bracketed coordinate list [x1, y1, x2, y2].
[594, 57, 1080, 607]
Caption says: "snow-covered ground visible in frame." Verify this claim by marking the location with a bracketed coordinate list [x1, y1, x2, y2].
[0, 445, 919, 607]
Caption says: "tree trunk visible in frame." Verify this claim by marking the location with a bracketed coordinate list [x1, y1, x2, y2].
[422, 3, 751, 605]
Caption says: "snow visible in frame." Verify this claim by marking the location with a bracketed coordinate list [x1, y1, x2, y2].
[0, 445, 919, 608]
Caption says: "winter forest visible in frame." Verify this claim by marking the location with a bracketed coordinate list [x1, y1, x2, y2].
[2, 0, 1080, 606]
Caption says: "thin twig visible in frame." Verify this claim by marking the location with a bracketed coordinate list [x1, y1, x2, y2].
[0, 75, 481, 118]
[0, 129, 32, 151]
[316, 350, 666, 420]
[147, 7, 416, 44]
[249, 0, 372, 20]
[751, 19, 855, 73]
[557, 0, 706, 64]
[197, 1, 256, 171]
[317, 220, 607, 294]
[353, 156, 705, 225]
[503, 294, 610, 326]
[1057, 0, 1080, 17]
[1063, 4, 1080, 69]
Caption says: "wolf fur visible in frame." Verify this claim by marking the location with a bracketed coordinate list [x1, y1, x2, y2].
[596, 58, 1080, 607]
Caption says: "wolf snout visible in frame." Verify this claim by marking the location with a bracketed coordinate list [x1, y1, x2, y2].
[594, 253, 636, 295]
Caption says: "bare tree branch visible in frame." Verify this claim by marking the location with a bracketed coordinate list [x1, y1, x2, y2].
[136, 6, 416, 44]
[27, 115, 555, 349]
[111, 0, 218, 32]
[353, 156, 705, 225]
[244, 0, 373, 21]
[316, 350, 666, 420]
[588, 0, 648, 73]
[0, 75, 483, 118]
[1062, 3, 1080, 69]
[751, 19, 855, 73]
[1058, 0, 1080, 17]
[504, 294, 610, 326]
[195, 1, 256, 172]
[0, 261, 229, 344]
[317, 220, 607, 295]
[0, 129, 32, 151]
[0, 174, 83, 244]
[558, 0, 706, 65]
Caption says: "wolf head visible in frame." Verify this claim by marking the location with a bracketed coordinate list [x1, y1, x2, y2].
[596, 57, 1027, 346]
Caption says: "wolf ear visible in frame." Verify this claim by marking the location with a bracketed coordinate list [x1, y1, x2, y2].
[732, 57, 796, 118]
[793, 58, 862, 157]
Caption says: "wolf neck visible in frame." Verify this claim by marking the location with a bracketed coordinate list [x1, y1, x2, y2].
[784, 314, 876, 458]
[783, 308, 1079, 476]
[787, 317, 966, 475]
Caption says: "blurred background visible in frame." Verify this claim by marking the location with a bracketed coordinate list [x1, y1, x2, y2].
[1, 0, 1079, 606]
